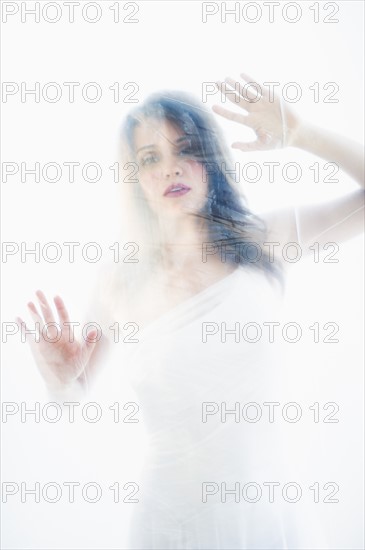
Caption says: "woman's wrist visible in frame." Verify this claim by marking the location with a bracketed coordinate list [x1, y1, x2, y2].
[45, 377, 86, 402]
[286, 118, 314, 150]
[285, 120, 364, 187]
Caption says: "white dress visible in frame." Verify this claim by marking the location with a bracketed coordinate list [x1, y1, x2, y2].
[94, 264, 330, 549]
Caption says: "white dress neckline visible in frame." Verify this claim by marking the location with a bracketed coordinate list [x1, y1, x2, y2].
[135, 265, 243, 340]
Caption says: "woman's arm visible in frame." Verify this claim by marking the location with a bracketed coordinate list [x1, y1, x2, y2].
[263, 124, 364, 250]
[285, 123, 364, 247]
[293, 123, 364, 187]
[213, 74, 364, 251]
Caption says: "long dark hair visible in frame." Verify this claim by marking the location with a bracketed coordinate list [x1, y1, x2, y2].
[120, 90, 284, 288]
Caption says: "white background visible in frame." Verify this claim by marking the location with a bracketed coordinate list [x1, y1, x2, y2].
[1, 1, 364, 548]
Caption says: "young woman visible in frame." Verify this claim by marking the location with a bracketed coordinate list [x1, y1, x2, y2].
[18, 72, 364, 549]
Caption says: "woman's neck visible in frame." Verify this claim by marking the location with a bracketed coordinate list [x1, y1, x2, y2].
[157, 214, 211, 273]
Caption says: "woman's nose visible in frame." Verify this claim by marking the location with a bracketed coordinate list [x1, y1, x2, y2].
[164, 158, 183, 178]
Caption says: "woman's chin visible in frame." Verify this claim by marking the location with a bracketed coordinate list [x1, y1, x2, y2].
[157, 201, 202, 219]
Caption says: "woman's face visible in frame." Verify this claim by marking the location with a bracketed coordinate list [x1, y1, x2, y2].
[132, 117, 209, 219]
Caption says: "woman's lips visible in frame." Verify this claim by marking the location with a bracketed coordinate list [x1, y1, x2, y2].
[163, 183, 191, 197]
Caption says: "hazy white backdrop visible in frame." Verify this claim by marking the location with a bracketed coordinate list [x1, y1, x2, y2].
[1, 1, 364, 548]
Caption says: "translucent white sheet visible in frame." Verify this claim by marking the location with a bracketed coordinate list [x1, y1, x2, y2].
[91, 264, 330, 549]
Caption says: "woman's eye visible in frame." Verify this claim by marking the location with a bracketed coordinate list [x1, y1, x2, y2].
[178, 147, 202, 159]
[141, 154, 158, 166]
[178, 137, 203, 159]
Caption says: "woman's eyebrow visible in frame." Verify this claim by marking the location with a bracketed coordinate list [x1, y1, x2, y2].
[136, 144, 155, 154]
[175, 136, 190, 144]
[136, 136, 190, 154]
[136, 133, 195, 155]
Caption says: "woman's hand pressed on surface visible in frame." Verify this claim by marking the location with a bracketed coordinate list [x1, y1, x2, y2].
[17, 290, 98, 391]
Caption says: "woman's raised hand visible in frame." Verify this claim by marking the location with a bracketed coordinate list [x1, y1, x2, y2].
[16, 290, 98, 390]
[212, 72, 302, 152]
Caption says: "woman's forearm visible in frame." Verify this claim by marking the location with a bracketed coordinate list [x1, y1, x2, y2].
[291, 122, 364, 189]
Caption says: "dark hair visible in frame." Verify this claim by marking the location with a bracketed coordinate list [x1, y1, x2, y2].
[120, 90, 284, 288]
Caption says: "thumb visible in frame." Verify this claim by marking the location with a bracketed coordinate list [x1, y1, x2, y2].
[83, 330, 99, 356]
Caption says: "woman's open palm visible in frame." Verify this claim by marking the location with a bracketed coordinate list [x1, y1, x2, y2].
[212, 72, 301, 151]
[17, 290, 98, 389]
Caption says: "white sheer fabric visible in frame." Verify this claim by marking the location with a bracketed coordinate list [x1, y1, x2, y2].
[95, 264, 330, 549]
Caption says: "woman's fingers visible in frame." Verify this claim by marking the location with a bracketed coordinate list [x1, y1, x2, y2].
[16, 316, 40, 355]
[215, 80, 251, 112]
[35, 290, 56, 325]
[27, 301, 45, 331]
[15, 316, 28, 335]
[240, 71, 261, 85]
[26, 291, 61, 343]
[224, 77, 262, 104]
[212, 103, 250, 126]
[213, 72, 288, 151]
[54, 295, 70, 325]
[239, 72, 269, 99]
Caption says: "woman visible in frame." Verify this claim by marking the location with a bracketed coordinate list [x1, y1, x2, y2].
[18, 73, 364, 549]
